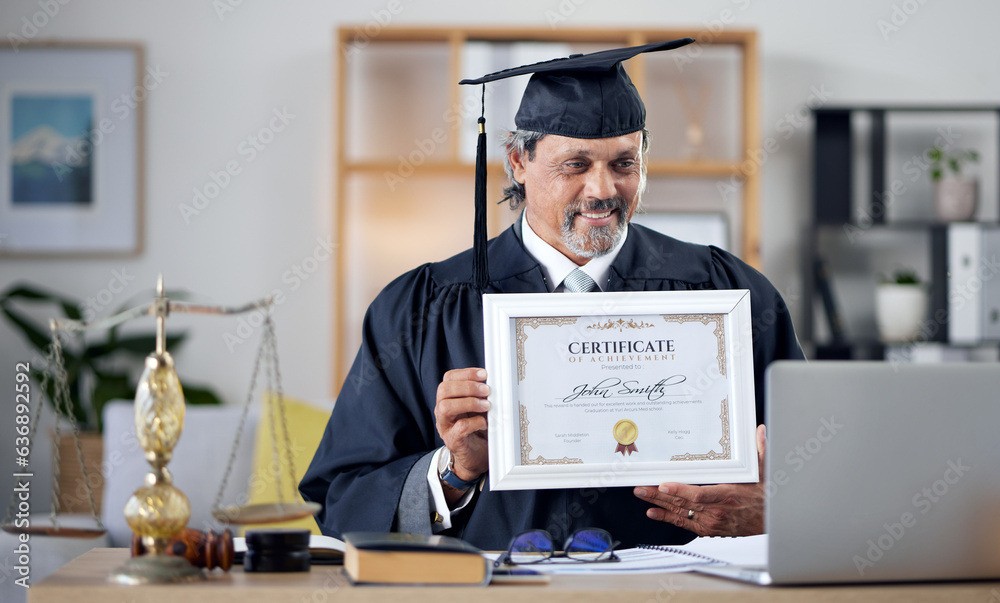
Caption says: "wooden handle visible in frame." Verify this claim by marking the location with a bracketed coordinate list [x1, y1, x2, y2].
[131, 528, 234, 571]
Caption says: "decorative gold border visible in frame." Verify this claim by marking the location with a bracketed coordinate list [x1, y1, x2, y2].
[514, 316, 578, 381]
[519, 404, 583, 466]
[586, 317, 656, 332]
[661, 314, 726, 376]
[669, 398, 732, 461]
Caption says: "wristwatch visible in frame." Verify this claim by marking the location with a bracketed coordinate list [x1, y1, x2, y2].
[437, 447, 480, 491]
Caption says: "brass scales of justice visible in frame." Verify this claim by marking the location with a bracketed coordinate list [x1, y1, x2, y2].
[0, 276, 320, 584]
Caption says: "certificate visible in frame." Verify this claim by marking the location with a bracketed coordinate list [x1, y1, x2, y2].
[483, 290, 757, 491]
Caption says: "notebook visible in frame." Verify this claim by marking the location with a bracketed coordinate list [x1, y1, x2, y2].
[483, 537, 767, 575]
[696, 361, 1000, 585]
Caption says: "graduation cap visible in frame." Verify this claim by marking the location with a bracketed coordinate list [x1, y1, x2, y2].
[458, 38, 695, 291]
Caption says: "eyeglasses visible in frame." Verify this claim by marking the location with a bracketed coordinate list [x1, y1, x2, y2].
[494, 528, 620, 567]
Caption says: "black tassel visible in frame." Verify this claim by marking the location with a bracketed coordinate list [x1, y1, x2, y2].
[473, 110, 489, 292]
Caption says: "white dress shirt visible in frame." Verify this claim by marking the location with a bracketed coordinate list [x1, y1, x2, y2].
[427, 211, 630, 531]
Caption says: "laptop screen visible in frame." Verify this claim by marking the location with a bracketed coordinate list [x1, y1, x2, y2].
[764, 361, 1000, 584]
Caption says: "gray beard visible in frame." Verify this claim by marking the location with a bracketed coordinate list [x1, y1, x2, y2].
[560, 197, 630, 259]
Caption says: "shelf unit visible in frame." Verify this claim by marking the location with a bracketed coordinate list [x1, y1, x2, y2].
[807, 105, 1000, 360]
[333, 26, 761, 392]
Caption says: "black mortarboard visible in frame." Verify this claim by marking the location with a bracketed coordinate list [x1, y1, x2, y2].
[458, 38, 695, 291]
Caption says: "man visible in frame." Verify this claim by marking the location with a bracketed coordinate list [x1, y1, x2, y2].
[301, 40, 804, 550]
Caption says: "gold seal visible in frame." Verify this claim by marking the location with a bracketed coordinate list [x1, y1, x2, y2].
[613, 419, 638, 445]
[613, 419, 638, 455]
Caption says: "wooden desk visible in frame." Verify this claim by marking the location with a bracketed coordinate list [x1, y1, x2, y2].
[29, 548, 1000, 603]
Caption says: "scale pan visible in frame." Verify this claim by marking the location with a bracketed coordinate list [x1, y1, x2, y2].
[212, 501, 321, 525]
[1, 524, 107, 538]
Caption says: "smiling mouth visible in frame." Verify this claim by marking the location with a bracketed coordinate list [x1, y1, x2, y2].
[579, 209, 615, 219]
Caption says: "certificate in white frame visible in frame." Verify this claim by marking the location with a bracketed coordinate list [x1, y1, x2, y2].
[483, 290, 757, 491]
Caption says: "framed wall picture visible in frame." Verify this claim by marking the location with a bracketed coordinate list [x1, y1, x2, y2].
[0, 41, 144, 257]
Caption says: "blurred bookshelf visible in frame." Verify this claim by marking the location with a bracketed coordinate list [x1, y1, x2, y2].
[806, 106, 1000, 361]
[332, 26, 762, 390]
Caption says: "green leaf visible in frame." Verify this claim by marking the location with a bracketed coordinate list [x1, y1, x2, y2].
[183, 383, 225, 406]
[0, 305, 52, 351]
[0, 283, 82, 321]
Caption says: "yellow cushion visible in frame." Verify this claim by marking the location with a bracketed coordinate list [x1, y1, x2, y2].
[240, 392, 331, 535]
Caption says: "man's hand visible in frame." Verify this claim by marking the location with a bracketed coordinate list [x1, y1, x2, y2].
[434, 368, 490, 483]
[633, 424, 767, 537]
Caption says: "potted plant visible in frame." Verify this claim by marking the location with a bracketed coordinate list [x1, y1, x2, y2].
[874, 269, 927, 342]
[0, 282, 223, 513]
[928, 146, 980, 221]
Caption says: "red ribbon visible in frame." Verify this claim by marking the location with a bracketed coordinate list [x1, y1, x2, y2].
[615, 443, 637, 456]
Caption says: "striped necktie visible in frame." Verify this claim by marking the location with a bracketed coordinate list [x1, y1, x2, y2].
[563, 268, 598, 292]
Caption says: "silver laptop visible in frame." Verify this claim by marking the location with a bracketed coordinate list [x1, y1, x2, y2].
[697, 360, 1000, 585]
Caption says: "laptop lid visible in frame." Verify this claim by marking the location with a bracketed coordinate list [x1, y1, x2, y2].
[764, 360, 1000, 584]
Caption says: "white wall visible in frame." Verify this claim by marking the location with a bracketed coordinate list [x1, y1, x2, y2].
[1, 0, 998, 593]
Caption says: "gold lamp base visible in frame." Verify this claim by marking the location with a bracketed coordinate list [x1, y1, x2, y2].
[108, 554, 205, 585]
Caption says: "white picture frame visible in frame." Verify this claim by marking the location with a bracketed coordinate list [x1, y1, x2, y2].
[483, 290, 757, 491]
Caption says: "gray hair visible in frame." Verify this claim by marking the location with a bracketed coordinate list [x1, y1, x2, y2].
[500, 128, 650, 209]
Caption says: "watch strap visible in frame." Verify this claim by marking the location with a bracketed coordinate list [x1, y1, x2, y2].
[438, 448, 480, 490]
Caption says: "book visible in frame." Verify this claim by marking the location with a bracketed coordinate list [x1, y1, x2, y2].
[342, 532, 490, 585]
[233, 533, 346, 565]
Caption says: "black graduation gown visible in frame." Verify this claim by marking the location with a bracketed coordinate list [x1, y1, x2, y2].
[301, 222, 805, 550]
